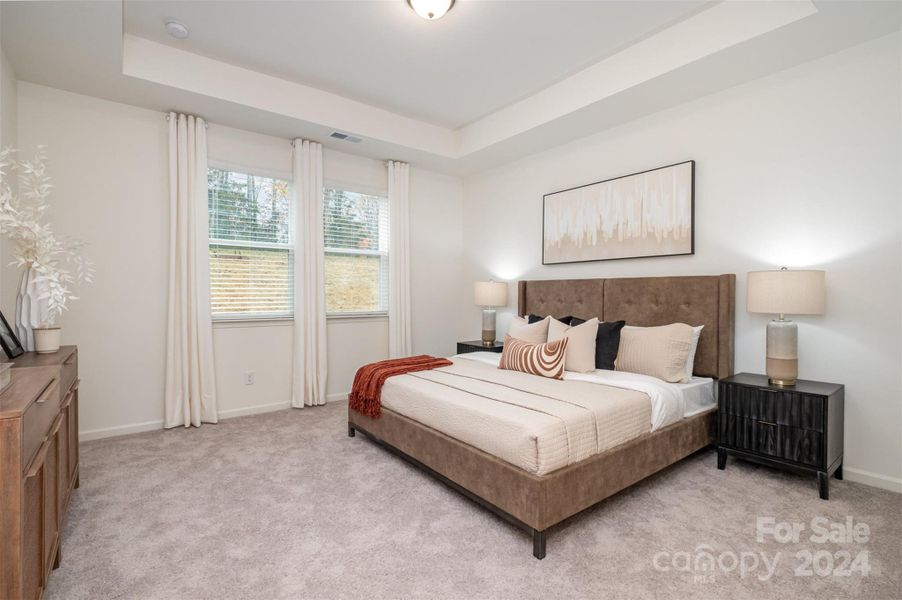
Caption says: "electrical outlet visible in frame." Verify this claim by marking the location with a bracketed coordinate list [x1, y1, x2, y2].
[243, 371, 255, 385]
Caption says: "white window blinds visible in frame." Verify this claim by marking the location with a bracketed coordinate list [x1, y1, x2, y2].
[323, 187, 389, 315]
[208, 168, 293, 319]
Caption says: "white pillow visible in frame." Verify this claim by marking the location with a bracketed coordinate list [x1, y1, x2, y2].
[683, 325, 704, 380]
[548, 317, 598, 373]
[508, 315, 550, 344]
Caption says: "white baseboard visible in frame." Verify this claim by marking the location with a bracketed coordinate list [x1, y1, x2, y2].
[79, 396, 347, 442]
[217, 400, 290, 419]
[327, 391, 349, 403]
[843, 467, 902, 494]
[80, 419, 165, 442]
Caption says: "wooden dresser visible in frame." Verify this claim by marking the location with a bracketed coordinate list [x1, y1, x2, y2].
[0, 346, 79, 600]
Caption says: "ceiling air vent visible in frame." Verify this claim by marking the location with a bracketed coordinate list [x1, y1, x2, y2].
[329, 131, 362, 143]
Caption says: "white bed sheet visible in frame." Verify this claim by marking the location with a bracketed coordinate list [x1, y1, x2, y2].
[456, 352, 715, 427]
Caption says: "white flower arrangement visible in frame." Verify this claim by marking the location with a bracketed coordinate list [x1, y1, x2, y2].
[0, 147, 94, 327]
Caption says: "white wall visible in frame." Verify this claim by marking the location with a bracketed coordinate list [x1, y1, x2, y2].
[13, 82, 464, 437]
[0, 31, 18, 302]
[9, 84, 170, 438]
[0, 40, 16, 150]
[461, 33, 902, 491]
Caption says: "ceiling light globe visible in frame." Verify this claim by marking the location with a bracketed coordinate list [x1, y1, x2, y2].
[407, 0, 455, 20]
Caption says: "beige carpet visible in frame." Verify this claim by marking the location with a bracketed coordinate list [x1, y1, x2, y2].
[46, 402, 900, 600]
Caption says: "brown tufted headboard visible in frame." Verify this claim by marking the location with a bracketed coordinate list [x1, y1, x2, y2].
[518, 274, 735, 379]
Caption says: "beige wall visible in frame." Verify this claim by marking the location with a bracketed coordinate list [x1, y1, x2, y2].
[461, 33, 902, 491]
[13, 82, 464, 437]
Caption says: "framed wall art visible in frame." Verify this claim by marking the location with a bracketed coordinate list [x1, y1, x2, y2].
[543, 160, 695, 265]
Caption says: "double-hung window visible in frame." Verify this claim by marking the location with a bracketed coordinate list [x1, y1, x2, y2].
[208, 168, 293, 320]
[323, 187, 389, 316]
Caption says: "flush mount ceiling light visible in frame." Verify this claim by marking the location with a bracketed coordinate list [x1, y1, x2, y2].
[407, 0, 455, 20]
[164, 19, 190, 39]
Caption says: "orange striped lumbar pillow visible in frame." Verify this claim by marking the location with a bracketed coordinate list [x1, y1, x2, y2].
[499, 335, 568, 380]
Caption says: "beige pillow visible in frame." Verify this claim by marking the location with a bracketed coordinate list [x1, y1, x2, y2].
[499, 335, 568, 380]
[614, 323, 694, 383]
[548, 317, 598, 373]
[508, 315, 550, 344]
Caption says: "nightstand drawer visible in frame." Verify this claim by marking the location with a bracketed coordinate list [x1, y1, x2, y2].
[719, 414, 823, 467]
[719, 383, 825, 432]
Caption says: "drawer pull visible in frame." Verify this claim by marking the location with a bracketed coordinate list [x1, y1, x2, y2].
[759, 420, 777, 427]
[26, 439, 50, 478]
[34, 378, 58, 404]
[50, 413, 63, 436]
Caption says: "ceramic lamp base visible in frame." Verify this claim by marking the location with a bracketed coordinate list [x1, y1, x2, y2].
[481, 309, 497, 346]
[766, 319, 798, 386]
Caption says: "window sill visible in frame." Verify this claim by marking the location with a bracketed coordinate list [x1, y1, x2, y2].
[327, 312, 388, 323]
[213, 317, 293, 329]
[212, 313, 388, 328]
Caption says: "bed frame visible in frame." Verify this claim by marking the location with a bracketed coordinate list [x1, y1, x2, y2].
[348, 274, 735, 559]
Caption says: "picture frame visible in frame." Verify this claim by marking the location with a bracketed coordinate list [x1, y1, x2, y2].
[0, 310, 25, 359]
[543, 160, 695, 265]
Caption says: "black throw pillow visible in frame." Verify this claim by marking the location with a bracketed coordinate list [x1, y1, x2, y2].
[569, 317, 626, 371]
[527, 314, 575, 325]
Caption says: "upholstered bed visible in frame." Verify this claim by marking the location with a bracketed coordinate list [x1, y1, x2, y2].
[348, 274, 735, 558]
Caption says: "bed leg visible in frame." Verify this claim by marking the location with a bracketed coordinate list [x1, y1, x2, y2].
[347, 424, 356, 438]
[532, 529, 546, 560]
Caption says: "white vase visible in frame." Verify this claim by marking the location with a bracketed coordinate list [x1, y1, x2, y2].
[15, 266, 50, 352]
[33, 327, 61, 354]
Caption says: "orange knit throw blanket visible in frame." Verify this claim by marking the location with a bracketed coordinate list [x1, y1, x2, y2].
[348, 355, 452, 418]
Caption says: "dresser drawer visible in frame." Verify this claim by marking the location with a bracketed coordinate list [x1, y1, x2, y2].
[21, 378, 61, 470]
[719, 414, 823, 468]
[719, 383, 825, 431]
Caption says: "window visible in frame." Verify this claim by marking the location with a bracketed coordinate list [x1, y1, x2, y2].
[208, 168, 293, 319]
[323, 187, 389, 315]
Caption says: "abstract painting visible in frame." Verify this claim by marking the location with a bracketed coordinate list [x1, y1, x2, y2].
[543, 161, 695, 264]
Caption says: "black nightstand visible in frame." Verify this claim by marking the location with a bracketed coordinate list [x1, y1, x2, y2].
[717, 373, 844, 500]
[457, 340, 504, 354]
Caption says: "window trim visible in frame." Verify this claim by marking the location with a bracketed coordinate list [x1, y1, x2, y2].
[208, 166, 295, 322]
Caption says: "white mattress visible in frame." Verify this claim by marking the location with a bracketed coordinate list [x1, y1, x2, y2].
[675, 376, 717, 417]
[379, 353, 714, 476]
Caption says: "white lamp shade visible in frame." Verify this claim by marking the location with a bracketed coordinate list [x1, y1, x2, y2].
[747, 269, 825, 315]
[474, 281, 508, 307]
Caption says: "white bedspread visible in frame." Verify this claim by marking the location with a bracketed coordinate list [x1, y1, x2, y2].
[458, 352, 696, 430]
[380, 354, 658, 475]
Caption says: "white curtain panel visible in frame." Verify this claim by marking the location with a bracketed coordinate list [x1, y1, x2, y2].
[387, 161, 412, 358]
[291, 139, 327, 407]
[164, 113, 218, 428]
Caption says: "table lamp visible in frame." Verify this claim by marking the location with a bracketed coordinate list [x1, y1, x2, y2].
[474, 281, 508, 346]
[747, 268, 825, 386]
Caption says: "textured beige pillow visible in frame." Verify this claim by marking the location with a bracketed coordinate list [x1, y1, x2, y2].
[499, 335, 568, 380]
[548, 317, 598, 373]
[615, 323, 694, 383]
[508, 315, 550, 344]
